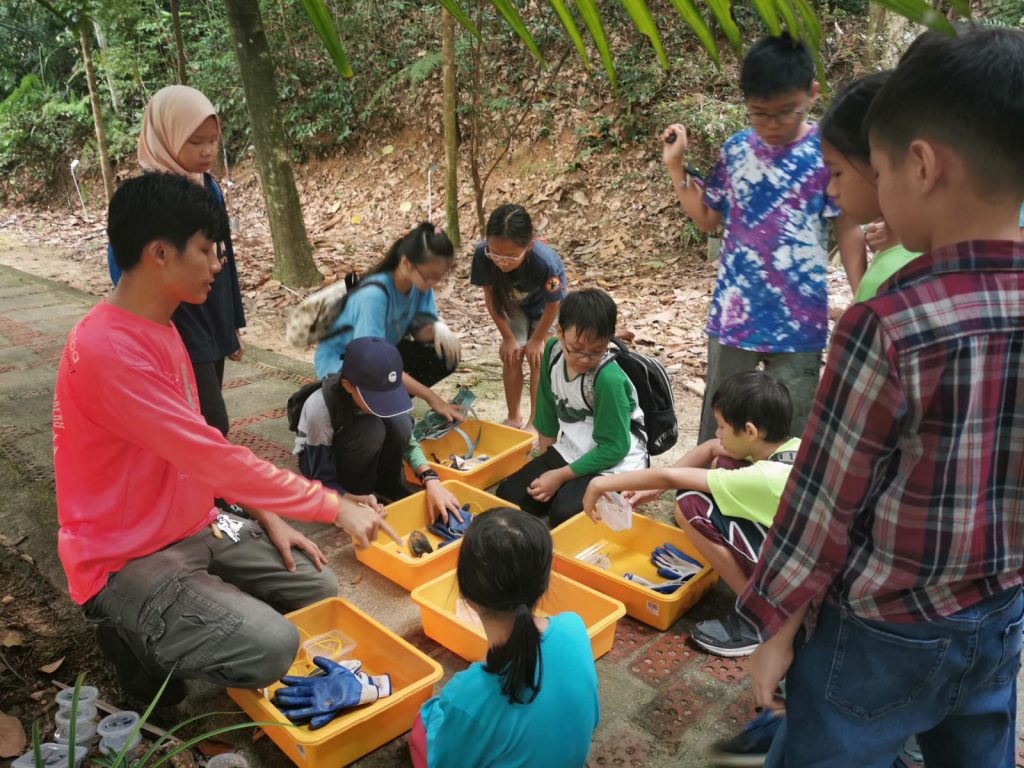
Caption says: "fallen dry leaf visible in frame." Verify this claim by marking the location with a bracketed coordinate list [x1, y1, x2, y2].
[38, 657, 64, 674]
[1, 629, 25, 648]
[1, 595, 12, 605]
[197, 738, 233, 757]
[0, 712, 27, 758]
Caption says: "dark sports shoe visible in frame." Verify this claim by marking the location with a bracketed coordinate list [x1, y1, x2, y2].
[710, 710, 782, 767]
[692, 612, 760, 657]
[95, 626, 188, 707]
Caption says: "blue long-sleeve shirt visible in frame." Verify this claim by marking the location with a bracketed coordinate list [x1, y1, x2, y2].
[313, 272, 438, 379]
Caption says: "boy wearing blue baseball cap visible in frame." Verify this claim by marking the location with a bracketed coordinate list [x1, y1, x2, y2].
[294, 336, 462, 524]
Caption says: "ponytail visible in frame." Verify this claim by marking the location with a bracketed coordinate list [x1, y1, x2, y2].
[485, 205, 534, 321]
[456, 507, 552, 705]
[485, 603, 543, 704]
[366, 222, 455, 278]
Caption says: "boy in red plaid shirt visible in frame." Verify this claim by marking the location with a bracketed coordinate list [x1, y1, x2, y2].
[737, 27, 1024, 767]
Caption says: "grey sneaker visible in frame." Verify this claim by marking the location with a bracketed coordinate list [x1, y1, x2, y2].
[691, 612, 760, 657]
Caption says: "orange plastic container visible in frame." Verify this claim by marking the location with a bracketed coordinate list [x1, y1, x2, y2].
[550, 512, 718, 630]
[227, 597, 442, 768]
[404, 419, 534, 489]
[410, 569, 625, 662]
[354, 480, 513, 591]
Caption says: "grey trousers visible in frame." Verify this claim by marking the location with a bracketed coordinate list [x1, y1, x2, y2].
[698, 338, 823, 444]
[84, 513, 337, 689]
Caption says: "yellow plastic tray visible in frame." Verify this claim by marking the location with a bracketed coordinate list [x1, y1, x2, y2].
[410, 568, 625, 662]
[405, 419, 534, 489]
[354, 480, 513, 591]
[227, 597, 442, 768]
[550, 512, 718, 630]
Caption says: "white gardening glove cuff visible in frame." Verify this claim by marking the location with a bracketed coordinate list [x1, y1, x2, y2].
[433, 321, 462, 366]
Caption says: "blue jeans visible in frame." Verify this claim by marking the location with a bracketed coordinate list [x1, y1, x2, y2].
[766, 587, 1024, 768]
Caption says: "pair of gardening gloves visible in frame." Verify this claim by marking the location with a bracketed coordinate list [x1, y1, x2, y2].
[273, 657, 391, 730]
[624, 543, 703, 594]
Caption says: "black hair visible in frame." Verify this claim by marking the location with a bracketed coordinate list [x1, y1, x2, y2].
[108, 173, 228, 272]
[485, 204, 534, 321]
[865, 26, 1024, 196]
[740, 32, 815, 100]
[366, 222, 455, 278]
[558, 288, 616, 341]
[821, 71, 892, 166]
[457, 508, 552, 705]
[711, 371, 792, 443]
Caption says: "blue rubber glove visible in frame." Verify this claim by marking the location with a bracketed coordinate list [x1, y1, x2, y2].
[652, 544, 703, 581]
[272, 656, 381, 729]
[624, 572, 687, 594]
[427, 505, 473, 542]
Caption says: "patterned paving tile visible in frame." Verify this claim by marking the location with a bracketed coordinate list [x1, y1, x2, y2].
[605, 616, 660, 662]
[628, 629, 702, 686]
[636, 677, 719, 743]
[229, 427, 295, 468]
[698, 653, 749, 685]
[587, 724, 655, 767]
[231, 407, 288, 429]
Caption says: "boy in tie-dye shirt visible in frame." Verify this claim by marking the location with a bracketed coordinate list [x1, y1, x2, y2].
[662, 33, 865, 444]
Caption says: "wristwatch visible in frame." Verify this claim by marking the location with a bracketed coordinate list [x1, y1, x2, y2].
[418, 468, 440, 484]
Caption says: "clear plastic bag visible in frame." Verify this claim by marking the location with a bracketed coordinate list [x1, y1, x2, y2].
[595, 491, 632, 531]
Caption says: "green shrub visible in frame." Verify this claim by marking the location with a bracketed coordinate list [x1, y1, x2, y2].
[0, 74, 92, 180]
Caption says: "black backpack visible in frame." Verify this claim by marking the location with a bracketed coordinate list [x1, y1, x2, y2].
[549, 337, 678, 456]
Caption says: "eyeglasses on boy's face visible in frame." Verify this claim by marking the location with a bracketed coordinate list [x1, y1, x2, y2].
[562, 332, 607, 361]
[745, 106, 809, 127]
[484, 244, 529, 265]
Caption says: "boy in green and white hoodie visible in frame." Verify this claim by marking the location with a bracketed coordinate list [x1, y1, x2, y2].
[497, 288, 648, 528]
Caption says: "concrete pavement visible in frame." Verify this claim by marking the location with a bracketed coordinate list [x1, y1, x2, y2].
[3, 262, 1013, 768]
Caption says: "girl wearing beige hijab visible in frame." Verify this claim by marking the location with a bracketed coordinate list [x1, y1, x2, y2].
[108, 85, 246, 437]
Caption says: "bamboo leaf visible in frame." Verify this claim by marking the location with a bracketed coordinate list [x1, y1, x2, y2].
[666, 0, 719, 65]
[788, 0, 823, 50]
[298, 0, 353, 78]
[546, 0, 590, 69]
[490, 0, 543, 63]
[750, 0, 781, 35]
[437, 0, 481, 40]
[868, 0, 957, 35]
[704, 0, 743, 57]
[620, 0, 669, 69]
[774, 0, 800, 37]
[575, 0, 617, 88]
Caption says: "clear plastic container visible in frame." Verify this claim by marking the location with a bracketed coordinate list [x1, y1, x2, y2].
[55, 686, 98, 714]
[53, 716, 98, 747]
[12, 743, 87, 768]
[97, 710, 142, 757]
[207, 753, 251, 768]
[301, 629, 356, 664]
[100, 731, 142, 759]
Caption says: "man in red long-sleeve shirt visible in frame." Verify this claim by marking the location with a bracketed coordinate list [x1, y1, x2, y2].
[53, 173, 390, 704]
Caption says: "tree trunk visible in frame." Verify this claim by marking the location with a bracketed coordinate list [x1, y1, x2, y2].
[170, 0, 188, 84]
[865, 6, 908, 69]
[223, 0, 322, 288]
[467, 3, 486, 236]
[79, 23, 114, 203]
[441, 9, 460, 248]
[92, 19, 121, 115]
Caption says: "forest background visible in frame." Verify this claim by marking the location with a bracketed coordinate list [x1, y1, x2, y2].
[0, 0, 1020, 369]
